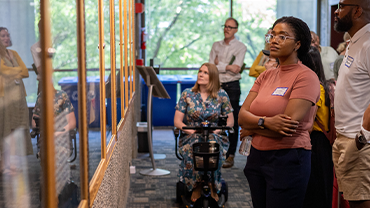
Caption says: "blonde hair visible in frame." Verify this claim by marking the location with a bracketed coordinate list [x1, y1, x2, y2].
[337, 32, 351, 53]
[336, 42, 346, 53]
[192, 63, 220, 98]
[343, 32, 350, 41]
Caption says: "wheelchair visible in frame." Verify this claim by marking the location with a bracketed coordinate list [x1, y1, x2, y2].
[174, 115, 232, 208]
[30, 116, 79, 207]
[30, 116, 77, 163]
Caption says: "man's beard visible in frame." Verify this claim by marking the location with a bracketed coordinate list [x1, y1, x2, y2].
[334, 10, 353, 32]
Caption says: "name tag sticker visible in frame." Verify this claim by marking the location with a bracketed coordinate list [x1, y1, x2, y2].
[272, 87, 288, 96]
[330, 62, 334, 70]
[345, 56, 354, 68]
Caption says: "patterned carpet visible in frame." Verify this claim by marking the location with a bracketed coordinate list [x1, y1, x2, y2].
[0, 128, 253, 208]
[127, 128, 253, 208]
[0, 129, 104, 208]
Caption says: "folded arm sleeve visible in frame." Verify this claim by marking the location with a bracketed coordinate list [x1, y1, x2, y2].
[233, 44, 247, 67]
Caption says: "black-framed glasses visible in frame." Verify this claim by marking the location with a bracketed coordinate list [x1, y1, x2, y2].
[222, 25, 237, 30]
[265, 34, 296, 44]
[337, 3, 359, 10]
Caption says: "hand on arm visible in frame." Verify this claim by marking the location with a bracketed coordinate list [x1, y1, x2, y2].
[283, 98, 314, 122]
[259, 98, 313, 137]
[226, 46, 246, 74]
[238, 92, 299, 137]
[0, 59, 22, 77]
[240, 128, 253, 140]
[55, 111, 77, 138]
[14, 52, 29, 78]
[174, 110, 195, 135]
[226, 64, 241, 74]
[1, 51, 29, 79]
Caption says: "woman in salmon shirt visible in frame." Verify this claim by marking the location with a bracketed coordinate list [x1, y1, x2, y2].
[239, 16, 320, 208]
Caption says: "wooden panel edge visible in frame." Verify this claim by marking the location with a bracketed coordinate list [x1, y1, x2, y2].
[88, 93, 136, 207]
[106, 134, 117, 162]
[89, 159, 107, 207]
[117, 92, 136, 134]
[78, 200, 88, 208]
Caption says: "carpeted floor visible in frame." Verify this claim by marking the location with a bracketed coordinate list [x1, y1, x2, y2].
[127, 128, 253, 208]
[0, 128, 253, 208]
[0, 129, 105, 208]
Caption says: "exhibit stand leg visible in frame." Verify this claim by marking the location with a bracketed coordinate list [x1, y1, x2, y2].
[139, 84, 170, 176]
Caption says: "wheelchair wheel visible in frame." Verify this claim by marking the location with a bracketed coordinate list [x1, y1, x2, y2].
[176, 181, 186, 203]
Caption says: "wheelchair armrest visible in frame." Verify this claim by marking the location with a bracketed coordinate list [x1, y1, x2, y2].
[69, 129, 77, 138]
[173, 127, 183, 161]
[174, 127, 180, 139]
[67, 129, 77, 163]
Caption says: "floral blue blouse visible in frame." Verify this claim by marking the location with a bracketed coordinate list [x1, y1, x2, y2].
[175, 88, 233, 192]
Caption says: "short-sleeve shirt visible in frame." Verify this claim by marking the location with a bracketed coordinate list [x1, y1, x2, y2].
[33, 90, 74, 117]
[320, 46, 338, 80]
[175, 88, 233, 126]
[249, 63, 320, 150]
[335, 23, 370, 139]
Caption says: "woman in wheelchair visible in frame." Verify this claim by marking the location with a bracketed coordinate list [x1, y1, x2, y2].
[174, 63, 234, 203]
[31, 67, 76, 140]
[31, 65, 76, 157]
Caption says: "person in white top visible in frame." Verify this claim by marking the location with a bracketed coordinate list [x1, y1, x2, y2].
[310, 31, 338, 80]
[30, 20, 42, 71]
[332, 0, 370, 207]
[209, 18, 247, 168]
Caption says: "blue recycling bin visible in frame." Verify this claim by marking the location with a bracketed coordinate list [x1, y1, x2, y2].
[58, 76, 105, 128]
[141, 75, 178, 126]
[107, 76, 144, 127]
[177, 75, 197, 92]
[106, 76, 135, 127]
[106, 98, 121, 127]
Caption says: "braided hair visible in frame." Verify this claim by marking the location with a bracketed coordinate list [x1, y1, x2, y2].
[308, 46, 330, 108]
[272, 16, 315, 70]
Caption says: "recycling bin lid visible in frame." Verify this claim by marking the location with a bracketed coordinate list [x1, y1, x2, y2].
[58, 76, 110, 85]
[177, 75, 197, 84]
[87, 75, 109, 83]
[157, 75, 178, 84]
[58, 77, 78, 85]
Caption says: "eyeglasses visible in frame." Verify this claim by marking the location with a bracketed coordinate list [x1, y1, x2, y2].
[265, 34, 271, 43]
[222, 25, 238, 30]
[337, 3, 359, 10]
[265, 34, 296, 44]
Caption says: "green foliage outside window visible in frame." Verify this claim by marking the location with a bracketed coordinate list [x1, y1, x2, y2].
[32, 0, 276, 104]
[146, 0, 276, 103]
